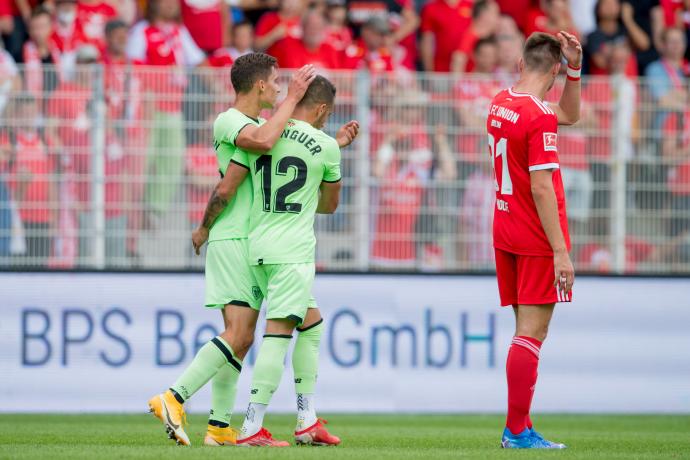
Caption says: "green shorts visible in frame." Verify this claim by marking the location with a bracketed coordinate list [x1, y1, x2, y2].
[252, 262, 315, 325]
[205, 239, 263, 309]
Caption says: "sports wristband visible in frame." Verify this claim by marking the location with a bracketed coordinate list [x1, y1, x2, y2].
[566, 64, 581, 81]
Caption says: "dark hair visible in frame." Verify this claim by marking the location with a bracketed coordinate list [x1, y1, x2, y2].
[474, 36, 498, 54]
[296, 75, 336, 108]
[523, 32, 562, 72]
[472, 0, 491, 20]
[594, 0, 621, 26]
[105, 19, 128, 36]
[231, 53, 278, 94]
[145, 0, 180, 23]
[232, 20, 253, 32]
[30, 5, 51, 20]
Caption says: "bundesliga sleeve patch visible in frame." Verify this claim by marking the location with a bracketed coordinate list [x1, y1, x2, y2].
[543, 132, 558, 152]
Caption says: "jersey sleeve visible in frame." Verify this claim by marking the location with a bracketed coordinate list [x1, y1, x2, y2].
[527, 113, 560, 171]
[230, 150, 250, 170]
[322, 138, 342, 183]
[216, 112, 253, 147]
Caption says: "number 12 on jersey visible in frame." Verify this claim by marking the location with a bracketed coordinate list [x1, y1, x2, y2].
[488, 134, 512, 195]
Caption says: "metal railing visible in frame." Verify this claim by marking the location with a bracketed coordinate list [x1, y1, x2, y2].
[0, 64, 688, 274]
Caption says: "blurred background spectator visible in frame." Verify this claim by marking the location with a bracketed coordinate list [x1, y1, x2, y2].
[271, 9, 341, 69]
[126, 0, 205, 226]
[420, 0, 472, 72]
[450, 0, 499, 74]
[254, 0, 305, 56]
[8, 93, 56, 265]
[345, 0, 419, 69]
[623, 0, 664, 74]
[181, 0, 230, 54]
[585, 0, 641, 76]
[525, 0, 579, 38]
[226, 20, 255, 60]
[0, 0, 687, 273]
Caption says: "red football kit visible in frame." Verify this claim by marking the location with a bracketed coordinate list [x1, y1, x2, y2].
[486, 88, 572, 306]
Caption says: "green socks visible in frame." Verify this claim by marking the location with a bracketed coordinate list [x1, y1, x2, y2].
[293, 320, 323, 394]
[209, 362, 241, 426]
[170, 336, 242, 403]
[249, 334, 293, 405]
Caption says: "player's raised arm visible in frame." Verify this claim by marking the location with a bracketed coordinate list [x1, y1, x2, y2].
[550, 31, 582, 126]
[192, 163, 249, 254]
[236, 65, 317, 153]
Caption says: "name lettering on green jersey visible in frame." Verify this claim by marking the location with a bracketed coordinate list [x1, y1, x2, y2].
[280, 128, 322, 156]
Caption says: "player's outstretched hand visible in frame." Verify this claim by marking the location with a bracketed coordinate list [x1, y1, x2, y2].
[192, 227, 209, 255]
[336, 120, 360, 148]
[553, 249, 575, 296]
[557, 31, 582, 69]
[287, 65, 317, 102]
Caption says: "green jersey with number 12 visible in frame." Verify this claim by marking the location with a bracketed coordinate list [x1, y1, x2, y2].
[232, 118, 342, 264]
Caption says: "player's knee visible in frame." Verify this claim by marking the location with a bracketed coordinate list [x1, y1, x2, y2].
[517, 323, 549, 342]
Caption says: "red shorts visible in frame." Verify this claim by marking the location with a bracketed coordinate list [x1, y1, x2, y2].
[494, 248, 573, 307]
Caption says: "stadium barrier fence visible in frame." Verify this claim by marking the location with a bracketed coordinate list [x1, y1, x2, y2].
[0, 65, 688, 274]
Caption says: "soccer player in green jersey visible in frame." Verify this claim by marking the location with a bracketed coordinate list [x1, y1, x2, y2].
[147, 53, 316, 447]
[193, 76, 358, 447]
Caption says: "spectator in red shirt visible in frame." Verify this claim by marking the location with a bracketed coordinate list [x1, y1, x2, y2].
[180, 0, 231, 53]
[23, 7, 64, 100]
[342, 16, 396, 71]
[450, 0, 500, 74]
[371, 92, 433, 268]
[53, 0, 79, 53]
[524, 0, 579, 38]
[420, 0, 472, 72]
[345, 0, 419, 70]
[254, 0, 306, 57]
[74, 0, 118, 55]
[104, 19, 144, 265]
[325, 0, 353, 52]
[454, 38, 501, 165]
[495, 0, 534, 32]
[494, 16, 525, 82]
[9, 93, 57, 265]
[46, 45, 99, 263]
[126, 0, 206, 220]
[271, 10, 341, 70]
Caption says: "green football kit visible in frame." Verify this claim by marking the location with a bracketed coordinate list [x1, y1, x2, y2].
[204, 108, 264, 310]
[232, 118, 342, 325]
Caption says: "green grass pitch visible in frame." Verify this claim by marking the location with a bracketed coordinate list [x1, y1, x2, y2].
[2, 414, 689, 459]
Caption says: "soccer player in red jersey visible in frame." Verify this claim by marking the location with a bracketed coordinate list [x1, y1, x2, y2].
[486, 31, 582, 449]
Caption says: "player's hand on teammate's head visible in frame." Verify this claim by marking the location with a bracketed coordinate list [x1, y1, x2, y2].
[553, 249, 575, 295]
[192, 227, 210, 256]
[557, 31, 582, 68]
[336, 120, 360, 148]
[286, 65, 317, 102]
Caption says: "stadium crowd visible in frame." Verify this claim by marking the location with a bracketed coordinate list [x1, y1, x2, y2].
[0, 0, 689, 272]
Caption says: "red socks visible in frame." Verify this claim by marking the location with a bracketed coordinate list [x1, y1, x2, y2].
[506, 336, 542, 435]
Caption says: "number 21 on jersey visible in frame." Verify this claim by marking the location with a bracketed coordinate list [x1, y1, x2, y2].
[488, 133, 512, 195]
